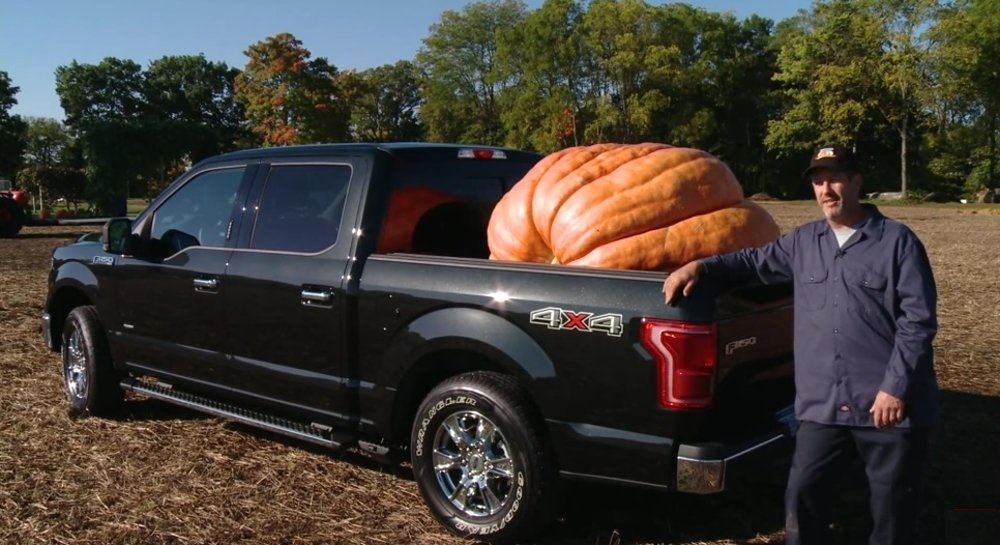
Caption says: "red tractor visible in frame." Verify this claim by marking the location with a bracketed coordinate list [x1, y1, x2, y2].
[0, 179, 30, 237]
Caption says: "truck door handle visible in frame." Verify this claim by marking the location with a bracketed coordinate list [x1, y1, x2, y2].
[193, 277, 218, 290]
[301, 288, 333, 305]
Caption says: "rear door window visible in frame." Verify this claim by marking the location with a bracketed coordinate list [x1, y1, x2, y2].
[375, 154, 539, 257]
[249, 164, 352, 253]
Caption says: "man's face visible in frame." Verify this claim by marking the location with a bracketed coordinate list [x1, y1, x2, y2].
[810, 168, 860, 222]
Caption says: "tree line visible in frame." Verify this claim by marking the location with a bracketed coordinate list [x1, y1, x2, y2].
[0, 0, 997, 214]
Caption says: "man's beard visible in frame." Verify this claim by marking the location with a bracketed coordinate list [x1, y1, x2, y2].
[822, 200, 844, 220]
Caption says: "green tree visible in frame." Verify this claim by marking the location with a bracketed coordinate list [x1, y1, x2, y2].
[767, 0, 939, 197]
[929, 0, 1000, 193]
[657, 10, 781, 194]
[417, 0, 528, 145]
[56, 58, 149, 214]
[16, 165, 87, 209]
[145, 54, 250, 157]
[578, 0, 677, 143]
[645, 3, 719, 149]
[234, 32, 349, 146]
[56, 58, 146, 126]
[347, 61, 424, 142]
[498, 0, 781, 191]
[865, 0, 939, 198]
[0, 71, 27, 180]
[498, 0, 588, 151]
[19, 118, 77, 210]
[23, 117, 73, 167]
[56, 55, 251, 212]
[766, 3, 877, 155]
[144, 55, 251, 195]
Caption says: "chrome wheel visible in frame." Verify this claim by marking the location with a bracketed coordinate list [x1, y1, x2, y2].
[431, 410, 516, 518]
[61, 306, 124, 416]
[412, 372, 555, 542]
[64, 330, 88, 401]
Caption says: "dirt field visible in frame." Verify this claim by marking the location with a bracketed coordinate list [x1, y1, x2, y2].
[1, 202, 998, 545]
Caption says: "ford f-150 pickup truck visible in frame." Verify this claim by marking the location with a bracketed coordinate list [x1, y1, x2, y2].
[42, 143, 794, 542]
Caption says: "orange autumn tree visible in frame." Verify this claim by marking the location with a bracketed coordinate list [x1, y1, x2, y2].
[488, 143, 780, 270]
[234, 32, 350, 146]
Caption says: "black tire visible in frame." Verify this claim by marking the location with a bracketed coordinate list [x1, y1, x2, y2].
[61, 306, 124, 416]
[0, 197, 25, 237]
[411, 372, 556, 543]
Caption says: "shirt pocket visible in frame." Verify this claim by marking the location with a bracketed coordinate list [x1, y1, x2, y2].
[845, 268, 888, 314]
[799, 268, 829, 310]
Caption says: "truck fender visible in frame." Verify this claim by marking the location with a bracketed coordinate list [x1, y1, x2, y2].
[50, 262, 100, 305]
[44, 262, 101, 349]
[375, 307, 555, 443]
[390, 306, 555, 380]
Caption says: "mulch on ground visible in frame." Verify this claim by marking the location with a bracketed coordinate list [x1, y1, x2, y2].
[1, 203, 998, 544]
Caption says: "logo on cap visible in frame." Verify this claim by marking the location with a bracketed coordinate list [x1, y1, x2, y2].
[816, 147, 837, 159]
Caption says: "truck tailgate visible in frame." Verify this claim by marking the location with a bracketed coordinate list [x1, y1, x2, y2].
[709, 283, 795, 443]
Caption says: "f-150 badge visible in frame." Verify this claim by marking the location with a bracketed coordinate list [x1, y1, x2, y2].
[92, 256, 115, 266]
[529, 306, 624, 337]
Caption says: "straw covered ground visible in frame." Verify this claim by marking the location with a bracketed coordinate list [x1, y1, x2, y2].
[1, 201, 998, 545]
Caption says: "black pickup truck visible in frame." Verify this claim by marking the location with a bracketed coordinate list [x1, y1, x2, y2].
[42, 143, 795, 542]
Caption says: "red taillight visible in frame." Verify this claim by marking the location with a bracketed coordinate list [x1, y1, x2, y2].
[640, 318, 717, 409]
[10, 190, 28, 206]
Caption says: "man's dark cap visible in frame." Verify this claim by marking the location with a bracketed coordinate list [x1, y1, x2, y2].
[802, 144, 861, 178]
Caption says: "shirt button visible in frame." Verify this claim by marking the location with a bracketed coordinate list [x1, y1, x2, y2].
[839, 405, 850, 412]
[834, 328, 839, 334]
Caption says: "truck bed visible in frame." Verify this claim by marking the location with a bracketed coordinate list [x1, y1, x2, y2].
[355, 253, 793, 489]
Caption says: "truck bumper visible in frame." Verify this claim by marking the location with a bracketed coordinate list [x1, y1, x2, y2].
[675, 429, 791, 494]
[41, 312, 54, 350]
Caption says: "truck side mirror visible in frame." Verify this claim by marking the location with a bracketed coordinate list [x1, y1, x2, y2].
[102, 218, 135, 255]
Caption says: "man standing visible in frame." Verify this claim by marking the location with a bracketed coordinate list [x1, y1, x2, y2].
[662, 144, 938, 545]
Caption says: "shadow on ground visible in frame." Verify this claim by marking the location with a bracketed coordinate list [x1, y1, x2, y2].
[536, 388, 999, 545]
[920, 389, 1000, 545]
[544, 471, 790, 545]
[115, 386, 998, 545]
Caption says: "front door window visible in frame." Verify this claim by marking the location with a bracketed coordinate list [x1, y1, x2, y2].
[151, 168, 245, 252]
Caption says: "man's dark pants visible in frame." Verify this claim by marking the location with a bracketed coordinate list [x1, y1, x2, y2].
[784, 421, 930, 545]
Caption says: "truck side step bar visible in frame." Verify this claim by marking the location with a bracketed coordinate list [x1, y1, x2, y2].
[121, 378, 356, 450]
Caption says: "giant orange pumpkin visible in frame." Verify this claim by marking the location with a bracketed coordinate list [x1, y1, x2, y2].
[487, 143, 779, 270]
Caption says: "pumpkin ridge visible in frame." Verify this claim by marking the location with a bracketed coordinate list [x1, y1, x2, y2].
[566, 199, 779, 270]
[487, 147, 575, 262]
[613, 154, 744, 227]
[554, 149, 724, 222]
[488, 143, 781, 271]
[535, 143, 670, 227]
[550, 152, 743, 262]
[532, 143, 665, 247]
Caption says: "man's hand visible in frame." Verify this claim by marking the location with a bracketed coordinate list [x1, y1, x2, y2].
[663, 261, 705, 306]
[870, 390, 906, 428]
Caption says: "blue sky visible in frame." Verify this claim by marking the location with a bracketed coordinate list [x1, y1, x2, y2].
[1, 0, 811, 120]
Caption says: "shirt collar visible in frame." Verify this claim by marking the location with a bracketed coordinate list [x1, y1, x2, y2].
[857, 203, 886, 243]
[813, 203, 886, 243]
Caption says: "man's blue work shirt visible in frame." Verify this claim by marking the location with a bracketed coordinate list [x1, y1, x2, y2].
[700, 204, 938, 428]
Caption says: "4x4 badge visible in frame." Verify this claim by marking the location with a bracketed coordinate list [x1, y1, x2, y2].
[529, 306, 624, 337]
